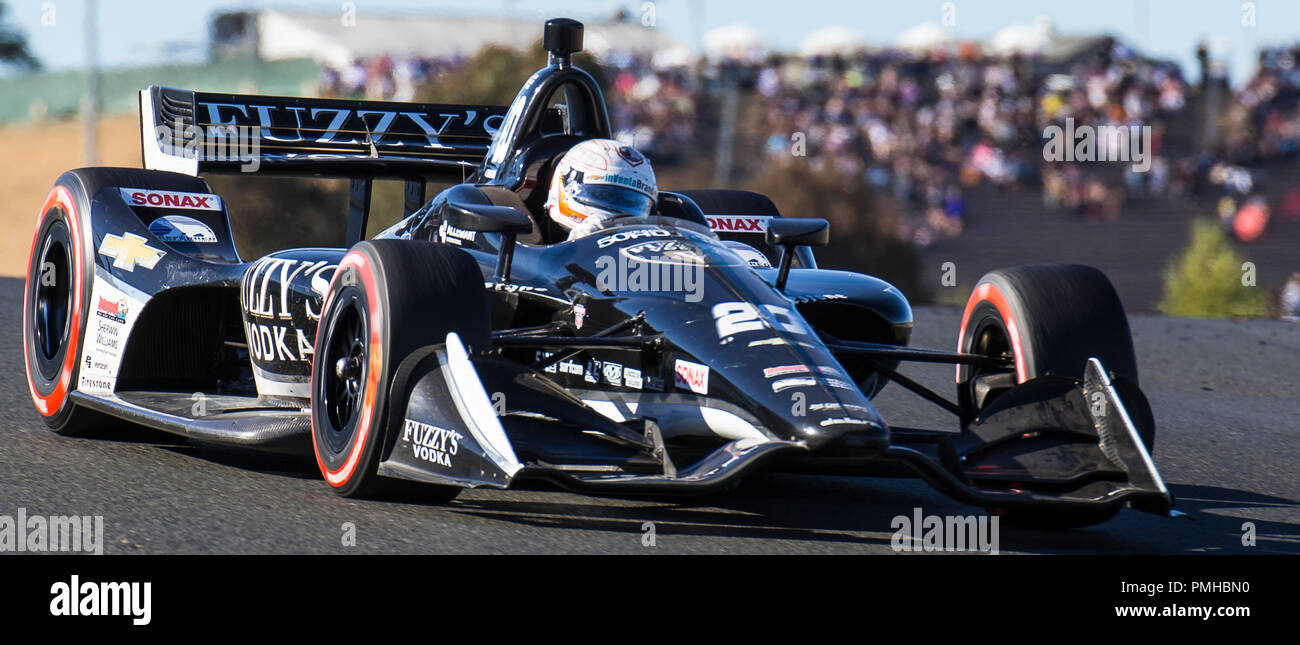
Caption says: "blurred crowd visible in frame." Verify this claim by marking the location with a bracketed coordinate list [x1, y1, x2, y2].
[603, 52, 698, 165]
[318, 54, 468, 102]
[1222, 45, 1300, 162]
[320, 39, 1300, 254]
[747, 42, 1194, 246]
[316, 52, 696, 164]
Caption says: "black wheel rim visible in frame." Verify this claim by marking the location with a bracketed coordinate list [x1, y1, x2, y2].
[319, 293, 368, 456]
[965, 310, 1016, 413]
[32, 220, 73, 381]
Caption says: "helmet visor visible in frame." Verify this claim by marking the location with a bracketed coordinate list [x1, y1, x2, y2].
[566, 180, 655, 218]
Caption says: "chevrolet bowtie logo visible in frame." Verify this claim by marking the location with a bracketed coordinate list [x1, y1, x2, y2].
[99, 232, 165, 271]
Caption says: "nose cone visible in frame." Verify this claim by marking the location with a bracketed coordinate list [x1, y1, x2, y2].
[793, 413, 891, 457]
[700, 334, 892, 457]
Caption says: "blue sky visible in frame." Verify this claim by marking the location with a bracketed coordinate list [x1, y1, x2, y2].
[8, 0, 1300, 85]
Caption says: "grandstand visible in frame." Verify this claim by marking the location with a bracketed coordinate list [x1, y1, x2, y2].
[4, 10, 1297, 315]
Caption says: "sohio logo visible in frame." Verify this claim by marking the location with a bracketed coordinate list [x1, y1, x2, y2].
[596, 228, 670, 249]
[674, 359, 709, 394]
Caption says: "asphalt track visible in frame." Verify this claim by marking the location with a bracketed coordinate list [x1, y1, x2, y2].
[1, 276, 1297, 554]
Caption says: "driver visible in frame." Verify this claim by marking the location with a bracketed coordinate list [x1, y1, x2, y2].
[546, 138, 658, 240]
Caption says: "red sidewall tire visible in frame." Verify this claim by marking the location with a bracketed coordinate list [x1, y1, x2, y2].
[309, 241, 489, 498]
[956, 265, 1152, 529]
[24, 185, 90, 431]
[311, 248, 386, 497]
[26, 169, 216, 435]
[957, 264, 1140, 408]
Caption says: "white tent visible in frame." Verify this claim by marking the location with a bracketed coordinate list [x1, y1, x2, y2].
[703, 23, 764, 60]
[989, 17, 1055, 55]
[895, 22, 950, 51]
[800, 26, 863, 57]
[651, 46, 697, 70]
[252, 11, 685, 67]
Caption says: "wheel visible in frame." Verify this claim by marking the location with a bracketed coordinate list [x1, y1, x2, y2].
[24, 168, 210, 435]
[310, 240, 489, 499]
[955, 264, 1154, 529]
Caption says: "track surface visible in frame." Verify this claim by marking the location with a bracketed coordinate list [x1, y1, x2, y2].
[2, 277, 1297, 554]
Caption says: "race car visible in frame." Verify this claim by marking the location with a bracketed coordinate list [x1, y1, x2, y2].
[22, 18, 1173, 527]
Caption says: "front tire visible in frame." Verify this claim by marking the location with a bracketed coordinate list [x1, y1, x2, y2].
[24, 186, 95, 434]
[956, 264, 1154, 528]
[25, 169, 214, 436]
[310, 240, 489, 499]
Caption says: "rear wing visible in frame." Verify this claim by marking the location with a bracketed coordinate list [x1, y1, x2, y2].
[138, 86, 509, 243]
[139, 86, 507, 179]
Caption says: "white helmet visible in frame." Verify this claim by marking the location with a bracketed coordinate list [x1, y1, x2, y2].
[546, 139, 658, 233]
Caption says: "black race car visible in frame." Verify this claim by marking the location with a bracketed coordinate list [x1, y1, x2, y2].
[23, 18, 1173, 527]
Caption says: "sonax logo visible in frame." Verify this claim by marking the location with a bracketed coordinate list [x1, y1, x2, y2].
[673, 359, 709, 395]
[120, 188, 223, 211]
[706, 215, 769, 233]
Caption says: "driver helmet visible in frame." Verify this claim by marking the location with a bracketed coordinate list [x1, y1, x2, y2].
[546, 139, 657, 234]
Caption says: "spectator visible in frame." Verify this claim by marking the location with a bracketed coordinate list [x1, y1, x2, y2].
[1281, 272, 1300, 321]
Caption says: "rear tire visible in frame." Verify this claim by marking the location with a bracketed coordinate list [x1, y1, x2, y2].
[956, 264, 1153, 529]
[310, 240, 489, 499]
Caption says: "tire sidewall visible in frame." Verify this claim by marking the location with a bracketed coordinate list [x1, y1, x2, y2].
[24, 184, 91, 429]
[309, 240, 490, 496]
[956, 266, 1153, 527]
[958, 266, 1138, 388]
[311, 247, 388, 496]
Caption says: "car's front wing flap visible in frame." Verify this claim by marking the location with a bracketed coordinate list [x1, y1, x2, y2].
[886, 358, 1174, 515]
